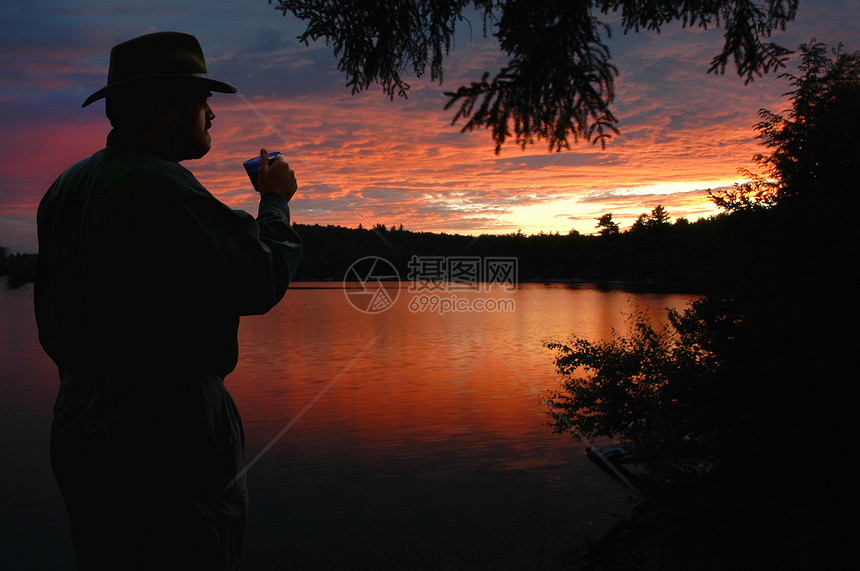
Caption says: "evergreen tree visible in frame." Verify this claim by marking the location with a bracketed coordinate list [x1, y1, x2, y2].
[751, 40, 859, 200]
[271, 0, 798, 152]
[595, 212, 620, 236]
[646, 204, 671, 228]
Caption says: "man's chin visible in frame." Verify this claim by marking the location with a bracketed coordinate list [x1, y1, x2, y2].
[186, 142, 212, 161]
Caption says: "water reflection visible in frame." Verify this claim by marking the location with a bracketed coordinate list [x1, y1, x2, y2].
[229, 283, 695, 567]
[231, 282, 694, 483]
[0, 282, 696, 568]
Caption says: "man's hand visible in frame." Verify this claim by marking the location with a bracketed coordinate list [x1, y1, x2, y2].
[256, 148, 298, 203]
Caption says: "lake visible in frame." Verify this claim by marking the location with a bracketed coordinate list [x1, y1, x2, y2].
[0, 280, 697, 569]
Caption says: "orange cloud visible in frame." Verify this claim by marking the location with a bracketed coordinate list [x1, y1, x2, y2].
[190, 74, 778, 238]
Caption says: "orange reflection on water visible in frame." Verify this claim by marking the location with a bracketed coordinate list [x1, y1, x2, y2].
[231, 283, 696, 473]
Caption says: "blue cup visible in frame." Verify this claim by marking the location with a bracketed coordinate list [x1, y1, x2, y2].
[243, 151, 282, 190]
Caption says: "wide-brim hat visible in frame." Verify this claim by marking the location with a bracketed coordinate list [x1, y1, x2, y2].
[82, 31, 237, 108]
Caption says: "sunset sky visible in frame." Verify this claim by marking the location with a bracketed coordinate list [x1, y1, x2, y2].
[1, 0, 858, 253]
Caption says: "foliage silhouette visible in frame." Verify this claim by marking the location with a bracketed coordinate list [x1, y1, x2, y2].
[594, 212, 620, 236]
[270, 0, 798, 152]
[755, 40, 860, 199]
[542, 40, 856, 567]
[545, 297, 746, 476]
[710, 39, 860, 208]
[547, 39, 858, 467]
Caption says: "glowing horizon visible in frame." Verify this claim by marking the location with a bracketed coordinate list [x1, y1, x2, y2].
[188, 88, 757, 237]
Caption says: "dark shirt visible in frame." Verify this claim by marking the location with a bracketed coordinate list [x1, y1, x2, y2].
[35, 130, 302, 567]
[35, 129, 302, 379]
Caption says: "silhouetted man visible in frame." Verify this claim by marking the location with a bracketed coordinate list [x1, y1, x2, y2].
[34, 32, 302, 569]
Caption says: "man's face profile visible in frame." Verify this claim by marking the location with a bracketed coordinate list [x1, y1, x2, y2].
[163, 89, 215, 161]
[106, 82, 218, 162]
[178, 92, 215, 160]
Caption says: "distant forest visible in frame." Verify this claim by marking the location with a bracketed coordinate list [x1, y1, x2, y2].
[1, 203, 779, 294]
[283, 205, 772, 293]
[0, 247, 37, 289]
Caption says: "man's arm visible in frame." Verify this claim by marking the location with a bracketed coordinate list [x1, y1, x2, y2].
[240, 148, 303, 314]
[159, 148, 303, 318]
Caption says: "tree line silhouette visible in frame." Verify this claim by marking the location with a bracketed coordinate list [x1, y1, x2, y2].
[0, 247, 37, 289]
[1, 202, 784, 293]
[280, 203, 769, 293]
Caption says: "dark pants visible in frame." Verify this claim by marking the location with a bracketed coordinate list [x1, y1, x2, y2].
[51, 371, 248, 570]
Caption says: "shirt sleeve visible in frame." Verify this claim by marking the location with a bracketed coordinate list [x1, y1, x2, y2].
[245, 192, 303, 314]
[167, 178, 303, 318]
[35, 148, 303, 377]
